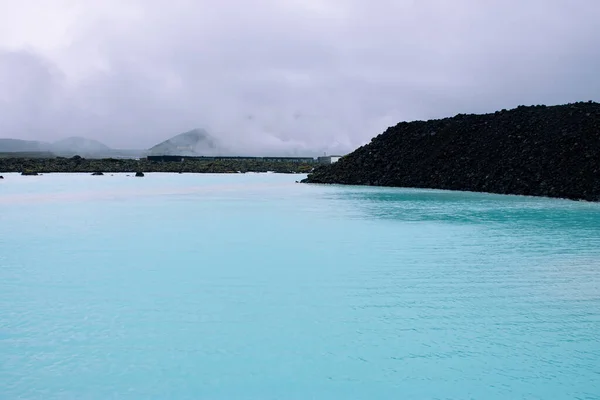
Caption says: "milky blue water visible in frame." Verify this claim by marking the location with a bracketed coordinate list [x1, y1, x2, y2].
[1, 172, 600, 399]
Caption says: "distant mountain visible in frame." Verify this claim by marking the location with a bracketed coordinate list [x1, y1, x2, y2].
[0, 137, 144, 159]
[50, 137, 111, 155]
[0, 138, 49, 153]
[147, 128, 225, 156]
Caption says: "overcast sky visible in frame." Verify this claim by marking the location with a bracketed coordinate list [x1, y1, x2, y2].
[1, 0, 599, 153]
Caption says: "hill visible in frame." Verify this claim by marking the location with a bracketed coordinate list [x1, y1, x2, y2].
[0, 137, 144, 159]
[50, 137, 111, 156]
[0, 139, 50, 153]
[302, 101, 600, 201]
[147, 128, 224, 156]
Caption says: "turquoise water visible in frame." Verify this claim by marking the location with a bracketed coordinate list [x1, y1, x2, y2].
[1, 172, 600, 399]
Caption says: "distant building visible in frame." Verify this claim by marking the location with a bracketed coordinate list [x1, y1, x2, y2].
[317, 155, 342, 164]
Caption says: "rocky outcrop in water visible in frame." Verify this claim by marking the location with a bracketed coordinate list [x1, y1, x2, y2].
[302, 101, 600, 201]
[91, 171, 104, 176]
[135, 171, 145, 177]
[21, 170, 39, 176]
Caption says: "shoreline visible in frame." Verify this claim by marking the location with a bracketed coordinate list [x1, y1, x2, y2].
[302, 102, 600, 202]
[0, 157, 315, 175]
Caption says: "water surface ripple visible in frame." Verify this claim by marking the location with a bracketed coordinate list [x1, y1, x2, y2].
[1, 173, 599, 399]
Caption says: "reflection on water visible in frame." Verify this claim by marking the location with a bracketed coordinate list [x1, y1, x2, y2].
[327, 185, 600, 227]
[325, 185, 600, 250]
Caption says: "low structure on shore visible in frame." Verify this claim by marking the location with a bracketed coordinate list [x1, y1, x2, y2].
[146, 155, 318, 163]
[317, 155, 342, 164]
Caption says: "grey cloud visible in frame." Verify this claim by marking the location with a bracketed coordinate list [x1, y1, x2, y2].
[0, 0, 599, 154]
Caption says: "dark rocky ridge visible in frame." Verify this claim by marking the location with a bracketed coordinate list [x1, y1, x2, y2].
[0, 157, 315, 175]
[302, 101, 600, 201]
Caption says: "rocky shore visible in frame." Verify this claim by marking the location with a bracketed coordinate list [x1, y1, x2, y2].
[302, 102, 600, 201]
[0, 157, 314, 175]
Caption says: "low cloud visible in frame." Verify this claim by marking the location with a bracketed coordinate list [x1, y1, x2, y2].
[0, 0, 599, 154]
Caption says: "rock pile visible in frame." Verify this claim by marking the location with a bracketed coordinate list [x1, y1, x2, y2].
[302, 102, 600, 201]
[0, 158, 314, 174]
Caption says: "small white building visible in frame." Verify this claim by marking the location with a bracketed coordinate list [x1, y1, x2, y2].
[317, 155, 342, 164]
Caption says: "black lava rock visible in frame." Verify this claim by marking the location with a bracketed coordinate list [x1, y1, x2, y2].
[302, 101, 600, 202]
[135, 171, 145, 177]
[0, 158, 315, 175]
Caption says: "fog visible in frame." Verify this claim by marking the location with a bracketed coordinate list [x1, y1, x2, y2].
[1, 0, 599, 154]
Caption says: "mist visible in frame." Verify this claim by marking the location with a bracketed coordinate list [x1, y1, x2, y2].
[1, 0, 599, 155]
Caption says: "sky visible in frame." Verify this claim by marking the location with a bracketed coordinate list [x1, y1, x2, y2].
[0, 0, 599, 154]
